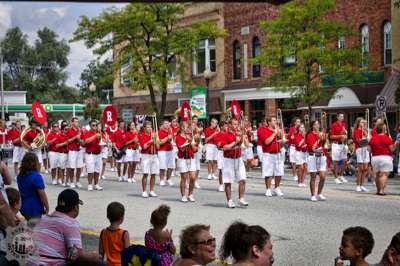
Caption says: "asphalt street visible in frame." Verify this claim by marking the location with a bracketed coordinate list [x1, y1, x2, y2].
[8, 164, 400, 266]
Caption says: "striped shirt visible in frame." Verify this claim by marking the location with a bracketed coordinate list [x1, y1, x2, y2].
[28, 211, 82, 266]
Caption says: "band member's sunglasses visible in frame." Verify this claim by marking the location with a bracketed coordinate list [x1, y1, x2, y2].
[52, 125, 59, 128]
[91, 124, 97, 127]
[193, 237, 216, 246]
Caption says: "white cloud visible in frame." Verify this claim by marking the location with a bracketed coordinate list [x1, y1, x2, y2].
[37, 7, 68, 18]
[0, 3, 12, 38]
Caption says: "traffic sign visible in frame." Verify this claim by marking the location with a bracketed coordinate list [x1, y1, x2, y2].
[43, 104, 53, 112]
[375, 95, 387, 113]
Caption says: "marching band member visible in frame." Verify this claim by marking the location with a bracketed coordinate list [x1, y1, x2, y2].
[66, 117, 84, 189]
[9, 120, 24, 174]
[125, 121, 140, 183]
[294, 124, 307, 187]
[256, 118, 268, 167]
[55, 121, 70, 186]
[288, 117, 301, 181]
[306, 120, 327, 202]
[83, 119, 103, 191]
[114, 119, 128, 182]
[215, 121, 227, 192]
[158, 119, 175, 186]
[99, 124, 110, 181]
[352, 117, 370, 192]
[329, 112, 348, 184]
[138, 120, 160, 198]
[368, 122, 398, 196]
[106, 121, 118, 171]
[171, 118, 179, 178]
[21, 119, 44, 167]
[0, 119, 8, 149]
[175, 121, 197, 202]
[191, 116, 202, 189]
[204, 118, 219, 180]
[241, 117, 254, 171]
[260, 116, 286, 197]
[221, 117, 248, 208]
[47, 122, 60, 185]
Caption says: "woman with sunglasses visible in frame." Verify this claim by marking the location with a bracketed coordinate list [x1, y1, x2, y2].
[173, 224, 216, 266]
[220, 221, 274, 266]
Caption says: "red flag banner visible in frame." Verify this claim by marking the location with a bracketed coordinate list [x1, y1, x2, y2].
[102, 105, 118, 126]
[31, 101, 47, 125]
[231, 99, 241, 120]
[180, 102, 191, 122]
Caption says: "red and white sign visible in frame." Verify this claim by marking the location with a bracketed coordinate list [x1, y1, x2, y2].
[180, 102, 191, 122]
[31, 101, 47, 125]
[102, 105, 118, 126]
[231, 99, 241, 120]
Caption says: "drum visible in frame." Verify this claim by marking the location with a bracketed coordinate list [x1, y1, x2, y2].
[0, 144, 14, 161]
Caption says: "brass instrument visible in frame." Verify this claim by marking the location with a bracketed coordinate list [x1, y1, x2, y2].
[321, 112, 330, 149]
[240, 111, 250, 148]
[383, 111, 391, 137]
[304, 114, 310, 131]
[148, 112, 161, 145]
[20, 127, 46, 150]
[276, 109, 286, 142]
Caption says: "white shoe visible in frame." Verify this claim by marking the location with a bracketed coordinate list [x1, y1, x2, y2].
[218, 185, 224, 192]
[69, 183, 76, 189]
[66, 182, 70, 186]
[207, 174, 212, 180]
[239, 198, 249, 206]
[167, 180, 174, 186]
[195, 181, 201, 189]
[334, 178, 343, 184]
[317, 194, 326, 201]
[310, 195, 318, 202]
[265, 189, 273, 197]
[160, 180, 166, 186]
[339, 176, 348, 183]
[181, 196, 188, 202]
[227, 200, 235, 208]
[118, 176, 123, 182]
[149, 191, 158, 197]
[88, 185, 93, 191]
[123, 176, 128, 182]
[360, 186, 369, 192]
[302, 183, 307, 187]
[58, 179, 63, 185]
[356, 186, 362, 192]
[131, 178, 137, 183]
[212, 174, 218, 180]
[76, 182, 83, 188]
[101, 176, 107, 180]
[297, 183, 303, 187]
[274, 187, 284, 197]
[188, 195, 195, 202]
[95, 184, 103, 191]
[142, 191, 149, 198]
[127, 178, 133, 183]
[293, 176, 298, 181]
[52, 179, 58, 185]
[62, 183, 67, 187]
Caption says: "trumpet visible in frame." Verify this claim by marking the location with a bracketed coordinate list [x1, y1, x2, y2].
[276, 109, 286, 142]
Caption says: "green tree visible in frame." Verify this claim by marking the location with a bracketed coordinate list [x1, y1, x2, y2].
[0, 27, 77, 103]
[73, 3, 225, 119]
[77, 59, 113, 103]
[256, 0, 360, 114]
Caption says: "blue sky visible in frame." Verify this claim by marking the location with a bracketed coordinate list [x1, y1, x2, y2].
[0, 2, 125, 87]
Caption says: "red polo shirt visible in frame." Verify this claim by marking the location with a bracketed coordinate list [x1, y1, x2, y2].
[369, 134, 393, 156]
[66, 127, 81, 151]
[8, 128, 21, 146]
[47, 131, 59, 152]
[257, 126, 268, 146]
[0, 128, 9, 145]
[287, 127, 296, 146]
[125, 130, 138, 149]
[23, 128, 39, 146]
[306, 131, 321, 152]
[106, 126, 117, 143]
[57, 132, 69, 153]
[114, 129, 126, 150]
[84, 130, 101, 154]
[139, 131, 157, 154]
[204, 127, 216, 145]
[176, 134, 194, 159]
[330, 121, 347, 144]
[260, 127, 280, 153]
[214, 131, 225, 150]
[352, 128, 363, 149]
[294, 133, 306, 152]
[158, 129, 173, 151]
[371, 127, 377, 137]
[221, 130, 242, 158]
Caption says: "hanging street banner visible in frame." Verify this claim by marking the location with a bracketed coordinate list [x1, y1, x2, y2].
[190, 87, 207, 119]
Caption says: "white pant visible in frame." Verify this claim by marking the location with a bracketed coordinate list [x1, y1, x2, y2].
[116, 154, 127, 163]
[126, 149, 140, 162]
[257, 145, 263, 161]
[307, 155, 327, 173]
[356, 147, 370, 163]
[48, 151, 60, 170]
[141, 154, 160, 175]
[158, 150, 175, 169]
[371, 155, 393, 173]
[331, 143, 347, 161]
[289, 146, 297, 163]
[295, 151, 307, 165]
[12, 146, 25, 164]
[195, 150, 201, 171]
[205, 144, 218, 161]
[58, 153, 68, 170]
[101, 146, 109, 159]
[28, 149, 43, 165]
[85, 153, 102, 173]
[68, 150, 84, 169]
[242, 147, 254, 161]
[177, 158, 196, 173]
[217, 150, 223, 170]
[222, 157, 246, 183]
[262, 153, 284, 177]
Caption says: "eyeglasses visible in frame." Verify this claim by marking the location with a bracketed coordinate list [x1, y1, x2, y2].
[91, 124, 97, 127]
[53, 125, 59, 128]
[193, 237, 216, 246]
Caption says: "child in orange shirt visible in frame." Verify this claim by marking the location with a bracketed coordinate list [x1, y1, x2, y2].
[99, 202, 130, 266]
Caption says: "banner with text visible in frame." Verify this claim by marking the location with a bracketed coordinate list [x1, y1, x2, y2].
[190, 87, 207, 119]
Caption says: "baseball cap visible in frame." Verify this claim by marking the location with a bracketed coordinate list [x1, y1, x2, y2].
[56, 189, 83, 212]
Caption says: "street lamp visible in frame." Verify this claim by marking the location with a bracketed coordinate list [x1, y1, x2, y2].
[89, 82, 96, 97]
[203, 69, 212, 120]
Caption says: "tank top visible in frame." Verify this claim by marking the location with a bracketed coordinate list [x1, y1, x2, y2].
[100, 228, 127, 266]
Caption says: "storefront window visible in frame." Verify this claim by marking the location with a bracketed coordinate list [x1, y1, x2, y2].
[192, 39, 216, 76]
[233, 40, 241, 80]
[252, 37, 261, 78]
